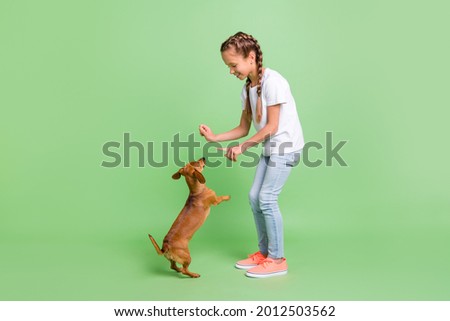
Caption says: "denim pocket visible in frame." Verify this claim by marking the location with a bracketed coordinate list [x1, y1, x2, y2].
[269, 152, 300, 168]
[286, 152, 301, 167]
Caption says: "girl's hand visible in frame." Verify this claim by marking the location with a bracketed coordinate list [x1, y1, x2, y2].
[199, 124, 217, 142]
[218, 145, 244, 162]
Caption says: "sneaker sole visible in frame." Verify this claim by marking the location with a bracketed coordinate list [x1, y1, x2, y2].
[235, 263, 258, 270]
[245, 270, 288, 278]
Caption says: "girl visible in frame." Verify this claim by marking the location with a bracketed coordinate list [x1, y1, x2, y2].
[199, 32, 304, 278]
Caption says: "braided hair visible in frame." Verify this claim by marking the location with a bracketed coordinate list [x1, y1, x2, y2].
[220, 32, 263, 123]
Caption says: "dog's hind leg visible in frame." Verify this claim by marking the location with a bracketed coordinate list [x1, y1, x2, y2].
[178, 254, 200, 278]
[170, 260, 182, 273]
[181, 262, 200, 278]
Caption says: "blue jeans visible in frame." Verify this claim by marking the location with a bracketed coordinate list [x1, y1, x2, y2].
[248, 152, 300, 259]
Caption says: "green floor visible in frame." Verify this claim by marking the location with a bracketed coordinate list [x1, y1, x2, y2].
[2, 193, 449, 300]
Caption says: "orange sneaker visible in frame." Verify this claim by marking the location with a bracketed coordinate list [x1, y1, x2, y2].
[245, 258, 288, 278]
[235, 251, 267, 270]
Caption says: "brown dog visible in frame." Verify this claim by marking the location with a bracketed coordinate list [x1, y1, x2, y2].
[148, 157, 230, 278]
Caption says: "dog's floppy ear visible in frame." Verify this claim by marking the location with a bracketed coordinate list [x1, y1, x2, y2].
[193, 170, 206, 184]
[172, 169, 182, 180]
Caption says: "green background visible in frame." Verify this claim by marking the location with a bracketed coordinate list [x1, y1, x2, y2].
[1, 0, 449, 300]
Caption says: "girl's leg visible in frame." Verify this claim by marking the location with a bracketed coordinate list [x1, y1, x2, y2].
[248, 155, 269, 255]
[258, 153, 298, 259]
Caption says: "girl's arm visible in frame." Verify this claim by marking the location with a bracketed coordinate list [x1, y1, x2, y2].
[242, 104, 280, 149]
[223, 105, 280, 161]
[199, 110, 251, 142]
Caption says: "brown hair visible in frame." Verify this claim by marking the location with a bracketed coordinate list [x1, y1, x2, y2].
[220, 32, 263, 123]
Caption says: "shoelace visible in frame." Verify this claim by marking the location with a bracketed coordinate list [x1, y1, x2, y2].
[249, 252, 263, 262]
[259, 258, 275, 268]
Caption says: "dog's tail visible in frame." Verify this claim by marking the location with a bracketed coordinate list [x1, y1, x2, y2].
[148, 234, 164, 255]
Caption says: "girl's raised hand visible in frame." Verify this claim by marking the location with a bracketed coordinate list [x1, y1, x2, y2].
[199, 124, 216, 142]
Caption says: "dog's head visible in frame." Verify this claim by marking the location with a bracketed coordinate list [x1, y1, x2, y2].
[171, 157, 206, 184]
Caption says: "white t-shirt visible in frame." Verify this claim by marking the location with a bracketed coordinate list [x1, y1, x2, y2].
[241, 68, 304, 156]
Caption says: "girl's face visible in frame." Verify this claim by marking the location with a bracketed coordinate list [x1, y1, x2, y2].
[221, 48, 256, 81]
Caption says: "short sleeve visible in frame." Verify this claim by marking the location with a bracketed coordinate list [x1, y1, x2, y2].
[263, 76, 288, 107]
[240, 85, 247, 110]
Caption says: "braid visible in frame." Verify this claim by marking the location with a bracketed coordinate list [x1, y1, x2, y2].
[245, 78, 252, 120]
[221, 32, 264, 123]
[254, 38, 263, 123]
